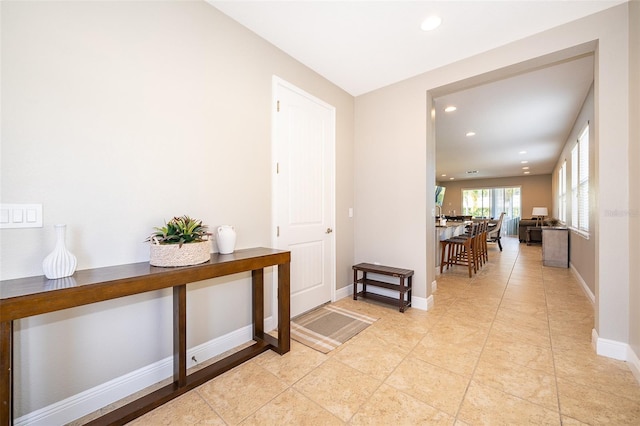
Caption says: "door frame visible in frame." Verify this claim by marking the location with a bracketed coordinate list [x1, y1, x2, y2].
[270, 75, 336, 322]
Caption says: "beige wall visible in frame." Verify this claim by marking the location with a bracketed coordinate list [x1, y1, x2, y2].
[437, 175, 552, 221]
[552, 84, 596, 295]
[0, 1, 354, 416]
[355, 3, 632, 354]
[628, 0, 640, 371]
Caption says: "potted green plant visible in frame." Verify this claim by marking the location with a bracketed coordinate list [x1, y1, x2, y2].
[146, 215, 211, 267]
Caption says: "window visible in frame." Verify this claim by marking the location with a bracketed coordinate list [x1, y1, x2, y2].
[571, 124, 589, 234]
[558, 161, 567, 223]
[461, 187, 521, 219]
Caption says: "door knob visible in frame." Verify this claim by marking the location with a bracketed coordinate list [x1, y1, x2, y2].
[326, 228, 333, 234]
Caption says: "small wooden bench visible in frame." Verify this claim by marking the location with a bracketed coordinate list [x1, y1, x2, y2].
[352, 263, 414, 312]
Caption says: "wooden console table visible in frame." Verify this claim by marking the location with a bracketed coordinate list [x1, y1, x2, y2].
[0, 247, 290, 425]
[352, 263, 413, 312]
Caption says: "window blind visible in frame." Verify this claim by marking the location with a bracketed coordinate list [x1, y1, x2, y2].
[571, 123, 589, 235]
[558, 161, 567, 223]
[578, 125, 589, 232]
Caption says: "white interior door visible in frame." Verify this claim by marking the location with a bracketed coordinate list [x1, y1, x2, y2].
[273, 77, 335, 318]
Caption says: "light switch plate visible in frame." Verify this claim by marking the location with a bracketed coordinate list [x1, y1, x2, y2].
[0, 204, 43, 228]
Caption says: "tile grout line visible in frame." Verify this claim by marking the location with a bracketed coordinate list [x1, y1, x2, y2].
[236, 352, 338, 424]
[451, 243, 519, 422]
[540, 265, 566, 425]
[193, 388, 230, 425]
[342, 304, 448, 423]
[495, 247, 567, 417]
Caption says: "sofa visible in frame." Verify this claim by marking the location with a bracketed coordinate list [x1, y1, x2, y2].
[518, 219, 542, 243]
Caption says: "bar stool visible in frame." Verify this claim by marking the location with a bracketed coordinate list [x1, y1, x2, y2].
[474, 220, 489, 268]
[440, 222, 479, 277]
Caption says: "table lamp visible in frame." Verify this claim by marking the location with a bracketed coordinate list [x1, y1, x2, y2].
[532, 207, 548, 227]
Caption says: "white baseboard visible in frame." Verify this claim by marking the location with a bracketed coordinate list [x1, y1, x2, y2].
[16, 318, 273, 426]
[264, 313, 276, 332]
[628, 344, 640, 384]
[335, 283, 352, 301]
[431, 280, 437, 292]
[412, 295, 430, 311]
[570, 263, 595, 304]
[591, 328, 628, 361]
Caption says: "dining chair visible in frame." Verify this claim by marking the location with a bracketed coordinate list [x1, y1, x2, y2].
[487, 212, 505, 251]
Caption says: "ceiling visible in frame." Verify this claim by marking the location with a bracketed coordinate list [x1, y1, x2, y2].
[209, 1, 620, 180]
[435, 54, 594, 181]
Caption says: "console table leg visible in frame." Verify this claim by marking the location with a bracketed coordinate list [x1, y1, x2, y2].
[353, 269, 358, 300]
[252, 269, 264, 340]
[0, 321, 12, 426]
[277, 263, 290, 355]
[173, 285, 187, 388]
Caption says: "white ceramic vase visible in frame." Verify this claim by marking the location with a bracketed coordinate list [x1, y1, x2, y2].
[42, 224, 78, 279]
[216, 225, 236, 254]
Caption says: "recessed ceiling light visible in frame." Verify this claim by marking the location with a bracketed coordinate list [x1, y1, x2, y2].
[441, 174, 447, 177]
[519, 151, 527, 154]
[421, 15, 442, 31]
[449, 177, 455, 180]
[522, 166, 530, 170]
[444, 106, 457, 112]
[466, 132, 476, 137]
[524, 171, 530, 174]
[521, 160, 528, 164]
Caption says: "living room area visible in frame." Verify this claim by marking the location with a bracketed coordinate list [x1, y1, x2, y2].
[434, 66, 595, 303]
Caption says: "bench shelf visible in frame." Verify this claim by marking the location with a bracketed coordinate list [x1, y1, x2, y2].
[352, 263, 414, 312]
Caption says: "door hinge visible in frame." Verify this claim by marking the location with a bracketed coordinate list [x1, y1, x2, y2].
[277, 100, 280, 112]
[277, 226, 280, 237]
[276, 162, 279, 174]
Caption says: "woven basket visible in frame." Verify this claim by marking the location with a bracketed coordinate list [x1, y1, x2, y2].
[149, 240, 211, 267]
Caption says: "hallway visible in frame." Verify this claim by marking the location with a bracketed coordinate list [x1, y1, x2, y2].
[122, 236, 640, 425]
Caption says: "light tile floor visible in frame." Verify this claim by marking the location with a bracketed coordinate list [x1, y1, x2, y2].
[125, 236, 640, 425]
